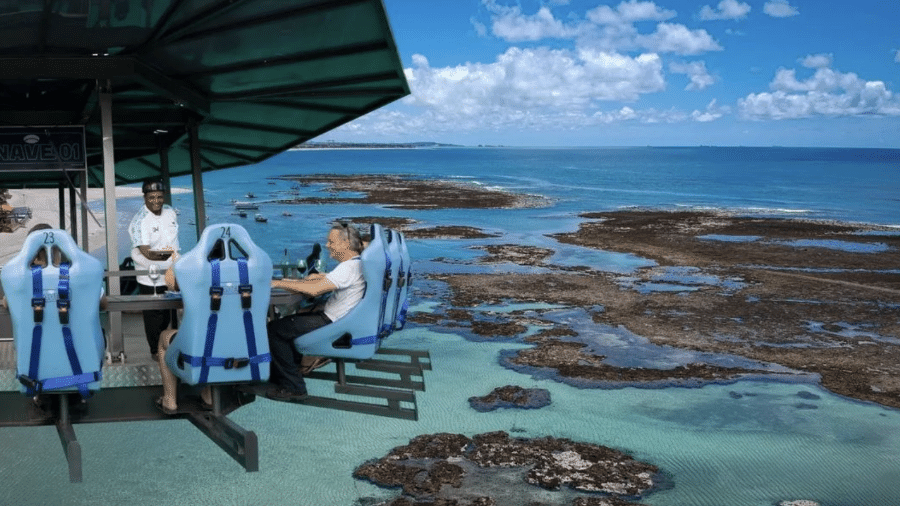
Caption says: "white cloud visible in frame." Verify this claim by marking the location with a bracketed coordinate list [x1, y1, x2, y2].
[699, 0, 751, 21]
[636, 23, 723, 55]
[763, 0, 799, 18]
[895, 50, 900, 63]
[669, 60, 716, 90]
[471, 17, 488, 37]
[738, 65, 900, 119]
[587, 0, 676, 24]
[692, 99, 730, 122]
[488, 5, 575, 42]
[335, 49, 683, 136]
[481, 1, 721, 56]
[800, 53, 833, 69]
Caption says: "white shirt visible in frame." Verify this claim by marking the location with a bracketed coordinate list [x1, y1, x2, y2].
[323, 257, 365, 321]
[128, 204, 179, 286]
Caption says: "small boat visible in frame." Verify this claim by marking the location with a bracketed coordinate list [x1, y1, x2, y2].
[246, 192, 256, 198]
[239, 211, 248, 218]
[233, 201, 259, 210]
[282, 211, 292, 217]
[255, 214, 267, 222]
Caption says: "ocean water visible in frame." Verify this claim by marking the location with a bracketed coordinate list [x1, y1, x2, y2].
[6, 147, 900, 505]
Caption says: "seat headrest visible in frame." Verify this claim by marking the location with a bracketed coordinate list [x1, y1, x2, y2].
[13, 228, 79, 267]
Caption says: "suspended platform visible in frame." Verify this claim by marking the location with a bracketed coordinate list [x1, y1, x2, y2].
[0, 321, 430, 482]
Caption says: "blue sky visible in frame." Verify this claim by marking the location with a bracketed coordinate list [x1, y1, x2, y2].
[321, 0, 900, 147]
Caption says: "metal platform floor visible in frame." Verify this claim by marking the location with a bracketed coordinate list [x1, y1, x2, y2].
[0, 312, 162, 391]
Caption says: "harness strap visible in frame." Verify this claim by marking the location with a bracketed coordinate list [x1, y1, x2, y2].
[25, 266, 44, 396]
[391, 257, 405, 331]
[58, 263, 91, 398]
[195, 257, 270, 383]
[199, 258, 221, 384]
[21, 263, 101, 398]
[237, 257, 264, 381]
[378, 251, 392, 339]
[396, 268, 412, 330]
[177, 352, 270, 370]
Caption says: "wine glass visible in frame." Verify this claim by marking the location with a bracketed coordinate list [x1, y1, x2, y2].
[296, 258, 307, 277]
[148, 264, 160, 296]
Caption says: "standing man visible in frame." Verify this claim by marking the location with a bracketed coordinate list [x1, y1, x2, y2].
[128, 180, 179, 358]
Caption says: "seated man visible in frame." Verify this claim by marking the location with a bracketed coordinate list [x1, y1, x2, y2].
[266, 222, 366, 401]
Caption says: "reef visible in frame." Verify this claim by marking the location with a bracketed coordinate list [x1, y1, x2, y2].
[428, 210, 900, 409]
[355, 431, 658, 506]
[276, 174, 550, 210]
[468, 385, 552, 412]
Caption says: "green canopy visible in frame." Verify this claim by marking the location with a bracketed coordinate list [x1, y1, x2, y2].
[0, 0, 409, 187]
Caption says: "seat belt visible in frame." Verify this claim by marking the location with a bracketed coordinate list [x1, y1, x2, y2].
[377, 251, 393, 340]
[237, 257, 269, 381]
[18, 263, 101, 398]
[178, 257, 270, 382]
[395, 263, 411, 331]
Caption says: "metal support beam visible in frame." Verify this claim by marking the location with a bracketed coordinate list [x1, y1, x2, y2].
[58, 182, 65, 230]
[55, 395, 83, 483]
[187, 117, 206, 237]
[69, 180, 77, 245]
[80, 172, 89, 249]
[157, 133, 172, 206]
[187, 387, 258, 473]
[100, 82, 124, 363]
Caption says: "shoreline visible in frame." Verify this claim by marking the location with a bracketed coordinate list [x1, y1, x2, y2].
[0, 187, 190, 263]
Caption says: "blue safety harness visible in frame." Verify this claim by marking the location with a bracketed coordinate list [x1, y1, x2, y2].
[376, 250, 394, 341]
[18, 263, 101, 398]
[177, 257, 271, 383]
[395, 260, 410, 331]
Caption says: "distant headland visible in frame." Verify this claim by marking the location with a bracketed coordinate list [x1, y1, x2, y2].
[294, 141, 464, 149]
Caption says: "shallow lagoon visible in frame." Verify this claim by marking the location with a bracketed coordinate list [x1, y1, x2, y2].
[2, 327, 900, 505]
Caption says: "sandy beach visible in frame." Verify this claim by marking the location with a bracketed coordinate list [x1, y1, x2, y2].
[0, 187, 190, 264]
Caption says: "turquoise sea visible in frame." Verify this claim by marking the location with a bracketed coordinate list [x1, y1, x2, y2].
[6, 147, 900, 505]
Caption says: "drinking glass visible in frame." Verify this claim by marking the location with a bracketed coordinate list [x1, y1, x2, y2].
[148, 264, 160, 296]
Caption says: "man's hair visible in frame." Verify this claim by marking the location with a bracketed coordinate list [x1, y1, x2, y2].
[142, 180, 166, 194]
[28, 223, 52, 234]
[332, 222, 364, 254]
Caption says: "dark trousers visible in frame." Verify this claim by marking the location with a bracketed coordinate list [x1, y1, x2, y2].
[139, 283, 172, 355]
[267, 311, 331, 392]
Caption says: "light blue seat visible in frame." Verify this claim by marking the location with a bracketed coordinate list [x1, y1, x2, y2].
[294, 224, 389, 360]
[166, 224, 272, 385]
[1, 229, 104, 397]
[393, 231, 411, 331]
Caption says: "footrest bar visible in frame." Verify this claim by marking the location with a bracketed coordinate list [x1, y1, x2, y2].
[374, 348, 432, 370]
[300, 395, 417, 421]
[304, 370, 425, 391]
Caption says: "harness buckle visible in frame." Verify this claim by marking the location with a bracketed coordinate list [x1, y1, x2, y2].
[209, 286, 224, 311]
[57, 299, 70, 325]
[223, 357, 250, 369]
[31, 297, 45, 323]
[17, 375, 42, 394]
[238, 284, 253, 309]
